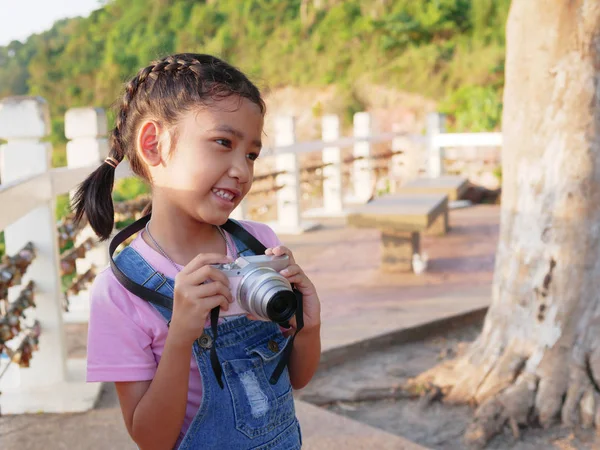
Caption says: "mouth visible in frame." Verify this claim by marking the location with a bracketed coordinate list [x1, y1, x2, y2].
[211, 187, 240, 203]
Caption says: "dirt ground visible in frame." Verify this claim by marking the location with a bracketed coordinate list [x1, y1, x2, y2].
[297, 320, 600, 450]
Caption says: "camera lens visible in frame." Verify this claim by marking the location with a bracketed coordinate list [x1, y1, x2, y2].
[266, 291, 297, 323]
[238, 267, 296, 322]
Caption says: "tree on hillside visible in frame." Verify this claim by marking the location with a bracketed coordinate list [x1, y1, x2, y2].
[413, 1, 600, 447]
[0, 0, 511, 145]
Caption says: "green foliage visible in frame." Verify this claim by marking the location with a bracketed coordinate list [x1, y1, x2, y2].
[440, 84, 503, 132]
[115, 217, 137, 230]
[0, 0, 511, 148]
[113, 178, 150, 202]
[55, 194, 71, 221]
[62, 272, 77, 292]
[493, 165, 503, 185]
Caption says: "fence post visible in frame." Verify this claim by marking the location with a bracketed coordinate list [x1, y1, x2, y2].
[274, 116, 302, 232]
[0, 97, 67, 391]
[389, 123, 404, 191]
[321, 114, 344, 215]
[426, 112, 445, 178]
[64, 107, 109, 323]
[352, 112, 373, 203]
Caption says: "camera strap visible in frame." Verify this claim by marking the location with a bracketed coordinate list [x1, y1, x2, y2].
[222, 220, 304, 385]
[108, 214, 303, 388]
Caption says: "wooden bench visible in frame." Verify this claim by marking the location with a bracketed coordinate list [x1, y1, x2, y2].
[397, 175, 468, 201]
[347, 193, 448, 272]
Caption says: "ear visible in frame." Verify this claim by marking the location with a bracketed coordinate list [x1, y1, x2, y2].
[136, 120, 162, 167]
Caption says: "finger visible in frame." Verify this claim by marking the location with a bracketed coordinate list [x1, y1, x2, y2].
[186, 265, 230, 287]
[283, 274, 314, 291]
[270, 246, 295, 265]
[201, 295, 231, 312]
[194, 281, 233, 303]
[245, 313, 259, 321]
[180, 253, 232, 275]
[280, 264, 302, 278]
[265, 248, 274, 256]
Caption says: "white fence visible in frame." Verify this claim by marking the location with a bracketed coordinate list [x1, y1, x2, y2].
[0, 96, 502, 414]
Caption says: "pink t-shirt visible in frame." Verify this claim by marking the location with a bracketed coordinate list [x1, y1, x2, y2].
[86, 220, 282, 436]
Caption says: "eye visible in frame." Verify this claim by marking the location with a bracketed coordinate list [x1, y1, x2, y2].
[247, 152, 260, 161]
[215, 138, 232, 148]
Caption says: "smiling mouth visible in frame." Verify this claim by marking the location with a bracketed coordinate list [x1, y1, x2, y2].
[212, 188, 236, 202]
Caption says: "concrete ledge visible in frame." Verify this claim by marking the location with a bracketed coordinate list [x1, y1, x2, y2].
[293, 291, 489, 450]
[318, 293, 491, 370]
[296, 400, 427, 450]
[0, 359, 102, 414]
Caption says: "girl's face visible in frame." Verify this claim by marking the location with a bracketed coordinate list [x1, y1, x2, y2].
[151, 96, 264, 225]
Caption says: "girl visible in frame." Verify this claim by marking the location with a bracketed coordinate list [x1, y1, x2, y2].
[73, 53, 321, 450]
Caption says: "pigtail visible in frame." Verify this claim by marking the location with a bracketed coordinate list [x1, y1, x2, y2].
[72, 71, 146, 240]
[71, 159, 117, 241]
[72, 123, 127, 240]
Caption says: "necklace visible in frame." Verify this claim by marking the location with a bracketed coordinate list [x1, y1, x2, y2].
[144, 221, 235, 272]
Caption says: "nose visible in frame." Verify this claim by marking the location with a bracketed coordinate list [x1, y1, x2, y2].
[229, 152, 251, 184]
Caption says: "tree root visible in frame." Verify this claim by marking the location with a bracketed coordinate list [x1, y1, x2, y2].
[464, 373, 538, 449]
[405, 342, 600, 448]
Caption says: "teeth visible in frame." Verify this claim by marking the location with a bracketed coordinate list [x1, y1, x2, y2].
[212, 188, 234, 201]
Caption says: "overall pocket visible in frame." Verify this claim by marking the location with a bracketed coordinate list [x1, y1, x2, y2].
[223, 331, 295, 439]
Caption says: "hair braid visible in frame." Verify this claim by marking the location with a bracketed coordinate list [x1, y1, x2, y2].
[109, 64, 157, 163]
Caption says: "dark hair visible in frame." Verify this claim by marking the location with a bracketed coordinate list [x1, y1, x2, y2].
[72, 53, 266, 240]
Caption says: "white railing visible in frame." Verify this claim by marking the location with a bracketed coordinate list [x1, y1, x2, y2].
[0, 98, 107, 414]
[0, 95, 502, 414]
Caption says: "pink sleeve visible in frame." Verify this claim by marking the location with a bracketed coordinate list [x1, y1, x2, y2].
[86, 269, 157, 382]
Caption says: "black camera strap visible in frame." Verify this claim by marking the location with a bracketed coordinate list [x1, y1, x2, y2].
[222, 220, 304, 385]
[109, 214, 303, 388]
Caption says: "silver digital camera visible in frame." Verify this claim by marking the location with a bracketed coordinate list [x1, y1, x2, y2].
[212, 254, 297, 323]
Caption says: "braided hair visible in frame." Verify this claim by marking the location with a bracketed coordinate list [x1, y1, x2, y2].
[72, 53, 265, 240]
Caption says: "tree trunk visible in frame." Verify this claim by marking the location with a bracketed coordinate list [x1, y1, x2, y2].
[413, 1, 600, 447]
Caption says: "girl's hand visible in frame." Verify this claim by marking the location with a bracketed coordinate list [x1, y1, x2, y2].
[170, 253, 233, 345]
[266, 246, 321, 332]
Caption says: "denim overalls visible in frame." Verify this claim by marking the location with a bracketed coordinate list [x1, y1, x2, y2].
[114, 228, 302, 450]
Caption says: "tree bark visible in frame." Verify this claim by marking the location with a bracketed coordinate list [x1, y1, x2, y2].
[412, 1, 600, 447]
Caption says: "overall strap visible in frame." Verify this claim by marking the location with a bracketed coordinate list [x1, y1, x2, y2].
[114, 246, 174, 322]
[109, 214, 173, 311]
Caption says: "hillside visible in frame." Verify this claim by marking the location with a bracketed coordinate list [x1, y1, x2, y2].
[0, 0, 509, 150]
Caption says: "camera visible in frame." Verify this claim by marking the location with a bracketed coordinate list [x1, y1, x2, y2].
[212, 254, 297, 323]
